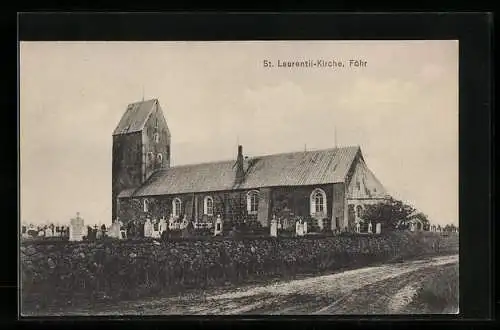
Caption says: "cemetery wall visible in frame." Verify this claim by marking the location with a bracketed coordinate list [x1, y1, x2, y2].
[21, 231, 458, 312]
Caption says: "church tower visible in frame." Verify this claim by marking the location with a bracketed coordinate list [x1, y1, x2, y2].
[111, 99, 171, 220]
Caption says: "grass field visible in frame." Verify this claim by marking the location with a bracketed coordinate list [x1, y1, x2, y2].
[408, 263, 459, 313]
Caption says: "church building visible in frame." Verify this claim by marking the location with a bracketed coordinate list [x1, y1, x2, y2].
[112, 99, 389, 231]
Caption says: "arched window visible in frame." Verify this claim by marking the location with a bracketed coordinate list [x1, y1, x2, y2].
[247, 190, 259, 215]
[310, 188, 327, 216]
[356, 205, 363, 218]
[203, 196, 214, 216]
[172, 198, 182, 218]
[154, 132, 160, 143]
[157, 153, 163, 165]
[143, 199, 149, 212]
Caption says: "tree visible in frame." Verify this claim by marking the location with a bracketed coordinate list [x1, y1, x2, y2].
[361, 197, 416, 231]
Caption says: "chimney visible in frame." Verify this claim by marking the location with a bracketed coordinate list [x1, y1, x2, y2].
[236, 145, 245, 183]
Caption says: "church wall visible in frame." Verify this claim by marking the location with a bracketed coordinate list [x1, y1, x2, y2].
[116, 184, 346, 230]
[332, 183, 346, 230]
[112, 132, 143, 219]
[142, 102, 171, 181]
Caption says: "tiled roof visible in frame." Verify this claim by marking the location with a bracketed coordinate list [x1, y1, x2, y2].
[113, 99, 158, 135]
[125, 146, 361, 197]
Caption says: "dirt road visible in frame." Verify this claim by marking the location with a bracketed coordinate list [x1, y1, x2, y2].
[46, 254, 458, 315]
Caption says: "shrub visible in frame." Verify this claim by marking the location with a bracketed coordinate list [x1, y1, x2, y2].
[20, 231, 458, 313]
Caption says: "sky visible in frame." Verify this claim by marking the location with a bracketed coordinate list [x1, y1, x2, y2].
[20, 41, 459, 227]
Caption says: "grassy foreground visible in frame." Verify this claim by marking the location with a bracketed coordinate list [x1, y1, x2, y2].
[408, 263, 459, 313]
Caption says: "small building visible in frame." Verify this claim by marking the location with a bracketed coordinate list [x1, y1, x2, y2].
[112, 99, 389, 231]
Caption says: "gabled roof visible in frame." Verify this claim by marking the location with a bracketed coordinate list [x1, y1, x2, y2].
[122, 146, 361, 198]
[113, 99, 158, 135]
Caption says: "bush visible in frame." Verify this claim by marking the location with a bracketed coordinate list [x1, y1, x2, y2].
[20, 232, 458, 312]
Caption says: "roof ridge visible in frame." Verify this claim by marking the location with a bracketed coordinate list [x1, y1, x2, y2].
[168, 145, 360, 169]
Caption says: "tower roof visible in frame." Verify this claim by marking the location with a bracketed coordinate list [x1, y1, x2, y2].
[113, 99, 159, 135]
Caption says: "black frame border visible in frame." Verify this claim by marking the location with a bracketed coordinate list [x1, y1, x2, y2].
[12, 11, 494, 326]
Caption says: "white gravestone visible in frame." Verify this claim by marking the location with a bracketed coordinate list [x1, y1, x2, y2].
[376, 223, 381, 234]
[303, 221, 308, 234]
[356, 222, 361, 233]
[69, 213, 85, 241]
[296, 220, 304, 237]
[410, 222, 416, 232]
[270, 218, 278, 237]
[159, 217, 167, 233]
[109, 222, 121, 239]
[368, 222, 373, 234]
[214, 215, 223, 236]
[45, 227, 53, 237]
[96, 227, 103, 239]
[144, 218, 153, 238]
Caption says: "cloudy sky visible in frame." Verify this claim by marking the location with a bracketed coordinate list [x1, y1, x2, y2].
[20, 41, 458, 226]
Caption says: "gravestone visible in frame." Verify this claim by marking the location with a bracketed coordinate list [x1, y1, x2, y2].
[151, 219, 160, 239]
[296, 220, 304, 237]
[355, 222, 361, 233]
[109, 221, 121, 239]
[368, 222, 373, 234]
[410, 222, 416, 232]
[159, 217, 167, 233]
[214, 215, 223, 236]
[144, 218, 153, 238]
[376, 223, 381, 234]
[303, 221, 308, 234]
[270, 217, 277, 237]
[45, 226, 53, 237]
[69, 212, 85, 241]
[180, 216, 189, 230]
